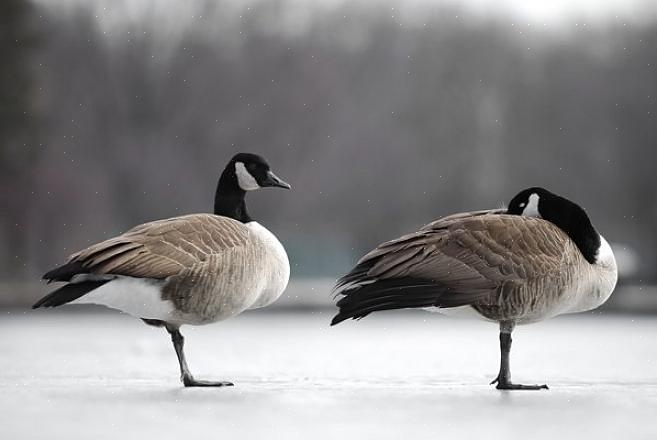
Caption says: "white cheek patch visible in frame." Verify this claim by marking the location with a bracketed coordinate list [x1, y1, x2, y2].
[235, 161, 260, 191]
[522, 193, 541, 218]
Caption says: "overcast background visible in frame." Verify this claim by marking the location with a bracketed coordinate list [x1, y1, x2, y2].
[1, 0, 657, 307]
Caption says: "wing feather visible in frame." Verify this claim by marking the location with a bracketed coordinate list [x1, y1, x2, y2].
[46, 214, 250, 281]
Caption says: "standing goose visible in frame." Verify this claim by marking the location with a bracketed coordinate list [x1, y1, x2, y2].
[332, 187, 617, 390]
[33, 153, 291, 387]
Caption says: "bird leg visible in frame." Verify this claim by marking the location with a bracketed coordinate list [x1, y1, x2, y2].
[165, 325, 233, 387]
[490, 321, 548, 390]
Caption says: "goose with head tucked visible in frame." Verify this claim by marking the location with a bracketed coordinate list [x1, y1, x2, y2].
[34, 153, 291, 387]
[332, 187, 617, 390]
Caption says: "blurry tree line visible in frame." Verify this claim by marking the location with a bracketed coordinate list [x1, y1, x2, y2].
[0, 0, 39, 280]
[1, 0, 656, 281]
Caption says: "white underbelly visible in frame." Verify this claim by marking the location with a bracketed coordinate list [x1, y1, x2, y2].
[71, 276, 175, 321]
[423, 305, 491, 321]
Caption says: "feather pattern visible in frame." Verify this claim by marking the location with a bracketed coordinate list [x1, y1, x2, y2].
[64, 214, 250, 279]
[332, 209, 617, 325]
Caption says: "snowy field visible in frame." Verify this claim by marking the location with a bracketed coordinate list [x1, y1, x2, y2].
[2, 309, 657, 440]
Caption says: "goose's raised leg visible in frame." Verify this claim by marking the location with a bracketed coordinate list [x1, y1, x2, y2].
[490, 321, 548, 391]
[166, 325, 233, 387]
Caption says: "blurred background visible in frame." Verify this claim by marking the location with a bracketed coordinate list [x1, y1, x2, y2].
[1, 0, 657, 310]
[4, 4, 657, 437]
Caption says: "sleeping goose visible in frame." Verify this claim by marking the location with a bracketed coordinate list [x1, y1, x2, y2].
[332, 187, 617, 390]
[33, 153, 291, 387]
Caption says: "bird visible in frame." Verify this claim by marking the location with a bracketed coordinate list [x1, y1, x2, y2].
[33, 153, 291, 387]
[331, 187, 617, 390]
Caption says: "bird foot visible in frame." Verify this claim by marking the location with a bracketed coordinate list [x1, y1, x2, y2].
[182, 374, 234, 387]
[490, 376, 548, 390]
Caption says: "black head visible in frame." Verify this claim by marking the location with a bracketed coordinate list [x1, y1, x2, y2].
[222, 153, 291, 191]
[214, 153, 290, 223]
[507, 187, 556, 217]
[506, 187, 601, 264]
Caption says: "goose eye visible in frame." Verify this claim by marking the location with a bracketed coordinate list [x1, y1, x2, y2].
[247, 163, 258, 172]
[518, 202, 526, 208]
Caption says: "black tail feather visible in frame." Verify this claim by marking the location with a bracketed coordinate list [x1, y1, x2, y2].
[331, 276, 485, 325]
[331, 278, 444, 325]
[32, 280, 109, 309]
[333, 261, 372, 291]
[42, 261, 88, 283]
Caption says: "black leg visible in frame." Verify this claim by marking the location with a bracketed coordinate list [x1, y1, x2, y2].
[490, 321, 548, 390]
[165, 325, 233, 387]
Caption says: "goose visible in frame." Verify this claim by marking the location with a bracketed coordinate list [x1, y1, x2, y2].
[33, 153, 291, 387]
[331, 187, 617, 390]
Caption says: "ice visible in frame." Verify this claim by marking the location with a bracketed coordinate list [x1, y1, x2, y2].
[2, 309, 657, 439]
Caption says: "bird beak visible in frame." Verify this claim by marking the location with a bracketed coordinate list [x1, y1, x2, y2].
[262, 171, 291, 189]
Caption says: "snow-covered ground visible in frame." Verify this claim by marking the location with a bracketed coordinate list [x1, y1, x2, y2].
[2, 309, 656, 439]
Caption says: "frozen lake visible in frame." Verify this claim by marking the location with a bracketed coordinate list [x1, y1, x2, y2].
[2, 309, 657, 439]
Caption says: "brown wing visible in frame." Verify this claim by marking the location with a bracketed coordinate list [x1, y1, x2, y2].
[358, 208, 507, 263]
[366, 213, 568, 283]
[57, 214, 250, 280]
[332, 211, 574, 324]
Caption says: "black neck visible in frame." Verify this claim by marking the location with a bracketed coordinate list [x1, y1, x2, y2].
[540, 195, 601, 264]
[214, 173, 252, 223]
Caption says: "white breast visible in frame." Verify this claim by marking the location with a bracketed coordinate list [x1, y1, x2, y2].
[565, 234, 618, 314]
[245, 221, 290, 309]
[596, 235, 616, 268]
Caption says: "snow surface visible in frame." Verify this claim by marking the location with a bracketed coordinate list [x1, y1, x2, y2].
[2, 309, 657, 439]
